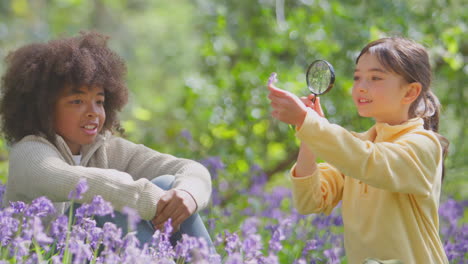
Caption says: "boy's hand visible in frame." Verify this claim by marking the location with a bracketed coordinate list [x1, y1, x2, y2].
[152, 189, 197, 232]
[268, 84, 308, 126]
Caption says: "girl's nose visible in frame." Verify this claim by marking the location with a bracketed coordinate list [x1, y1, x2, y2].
[357, 81, 368, 93]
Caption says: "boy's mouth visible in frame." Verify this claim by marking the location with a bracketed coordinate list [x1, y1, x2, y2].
[83, 124, 97, 129]
[81, 123, 99, 135]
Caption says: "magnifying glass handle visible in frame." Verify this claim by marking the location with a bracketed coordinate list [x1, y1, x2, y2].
[311, 95, 317, 104]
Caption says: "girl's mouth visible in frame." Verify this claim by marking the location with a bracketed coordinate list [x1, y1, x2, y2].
[358, 98, 372, 104]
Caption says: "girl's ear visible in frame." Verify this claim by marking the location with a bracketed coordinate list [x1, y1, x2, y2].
[402, 82, 422, 105]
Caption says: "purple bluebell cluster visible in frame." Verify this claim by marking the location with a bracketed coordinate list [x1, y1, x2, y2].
[0, 162, 466, 263]
[439, 198, 468, 263]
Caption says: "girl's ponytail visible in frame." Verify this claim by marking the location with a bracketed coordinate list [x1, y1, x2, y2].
[417, 90, 440, 132]
[414, 90, 449, 180]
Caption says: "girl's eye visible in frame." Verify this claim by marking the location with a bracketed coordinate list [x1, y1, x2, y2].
[353, 76, 360, 81]
[371, 76, 383, 81]
[70, 99, 82, 104]
[97, 100, 105, 105]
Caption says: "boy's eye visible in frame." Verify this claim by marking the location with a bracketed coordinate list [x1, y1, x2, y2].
[70, 99, 83, 104]
[97, 100, 105, 105]
[353, 76, 360, 81]
[371, 76, 383, 81]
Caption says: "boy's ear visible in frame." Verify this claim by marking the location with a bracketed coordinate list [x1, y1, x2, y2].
[402, 82, 422, 104]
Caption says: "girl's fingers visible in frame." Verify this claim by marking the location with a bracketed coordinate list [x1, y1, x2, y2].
[314, 97, 321, 114]
[300, 96, 312, 107]
[268, 84, 289, 97]
[303, 94, 325, 117]
[313, 97, 325, 117]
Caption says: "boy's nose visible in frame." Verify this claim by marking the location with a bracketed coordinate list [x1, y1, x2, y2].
[86, 103, 100, 117]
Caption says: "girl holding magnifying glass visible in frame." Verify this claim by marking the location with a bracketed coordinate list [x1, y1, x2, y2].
[267, 37, 449, 264]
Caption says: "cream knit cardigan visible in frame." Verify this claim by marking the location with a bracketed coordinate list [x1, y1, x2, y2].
[3, 132, 212, 221]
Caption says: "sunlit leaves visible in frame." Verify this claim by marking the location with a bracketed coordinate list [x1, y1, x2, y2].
[11, 0, 29, 17]
[0, 0, 465, 198]
[132, 107, 151, 121]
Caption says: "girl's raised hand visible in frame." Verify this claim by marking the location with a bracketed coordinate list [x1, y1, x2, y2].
[303, 94, 325, 117]
[267, 84, 308, 126]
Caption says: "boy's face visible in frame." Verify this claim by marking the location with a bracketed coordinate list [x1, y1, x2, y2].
[53, 85, 106, 155]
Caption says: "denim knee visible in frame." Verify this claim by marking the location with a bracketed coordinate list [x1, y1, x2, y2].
[151, 175, 175, 191]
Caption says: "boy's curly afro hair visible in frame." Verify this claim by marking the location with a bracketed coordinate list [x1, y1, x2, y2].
[0, 31, 128, 144]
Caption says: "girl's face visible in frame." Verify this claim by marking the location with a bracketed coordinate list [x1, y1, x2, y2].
[53, 85, 106, 154]
[352, 52, 412, 125]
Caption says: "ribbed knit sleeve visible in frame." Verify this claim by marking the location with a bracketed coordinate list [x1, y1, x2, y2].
[4, 139, 163, 220]
[104, 137, 212, 212]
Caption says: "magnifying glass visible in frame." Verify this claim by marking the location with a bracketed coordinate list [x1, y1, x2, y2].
[306, 59, 335, 103]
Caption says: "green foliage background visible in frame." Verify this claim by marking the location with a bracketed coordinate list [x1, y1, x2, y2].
[0, 0, 466, 203]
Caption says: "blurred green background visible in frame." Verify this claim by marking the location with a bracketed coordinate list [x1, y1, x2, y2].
[0, 0, 466, 201]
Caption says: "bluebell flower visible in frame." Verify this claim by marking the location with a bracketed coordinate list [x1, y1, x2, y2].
[75, 195, 113, 224]
[96, 248, 121, 264]
[9, 201, 26, 214]
[24, 252, 38, 264]
[293, 258, 307, 264]
[51, 255, 62, 264]
[10, 237, 30, 258]
[439, 198, 464, 238]
[101, 222, 123, 250]
[224, 231, 240, 255]
[249, 164, 267, 196]
[30, 216, 53, 246]
[174, 234, 212, 263]
[199, 156, 225, 179]
[68, 238, 92, 264]
[259, 253, 279, 264]
[87, 225, 103, 250]
[180, 129, 193, 142]
[24, 196, 55, 218]
[323, 247, 343, 264]
[50, 215, 69, 249]
[122, 206, 141, 231]
[268, 228, 285, 253]
[242, 233, 263, 259]
[68, 178, 89, 200]
[149, 219, 174, 259]
[241, 217, 260, 236]
[225, 252, 243, 264]
[0, 210, 20, 246]
[174, 234, 192, 259]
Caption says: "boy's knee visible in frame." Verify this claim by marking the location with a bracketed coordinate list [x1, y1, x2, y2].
[151, 175, 175, 190]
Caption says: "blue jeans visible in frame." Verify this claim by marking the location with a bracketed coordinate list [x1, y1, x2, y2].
[94, 175, 213, 248]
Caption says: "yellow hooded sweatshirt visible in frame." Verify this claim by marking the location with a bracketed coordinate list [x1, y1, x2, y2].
[290, 109, 448, 264]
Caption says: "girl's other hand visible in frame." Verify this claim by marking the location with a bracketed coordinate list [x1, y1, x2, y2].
[267, 84, 308, 126]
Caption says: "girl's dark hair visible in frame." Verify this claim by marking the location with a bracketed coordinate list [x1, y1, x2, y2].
[356, 37, 449, 180]
[0, 31, 128, 144]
